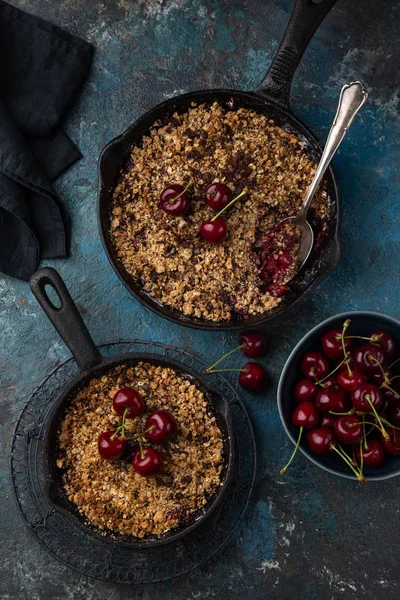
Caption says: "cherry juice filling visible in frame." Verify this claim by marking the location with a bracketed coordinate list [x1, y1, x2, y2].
[259, 221, 300, 298]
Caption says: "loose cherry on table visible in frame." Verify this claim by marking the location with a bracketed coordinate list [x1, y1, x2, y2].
[238, 362, 268, 393]
[301, 351, 329, 381]
[334, 415, 363, 444]
[294, 379, 318, 403]
[239, 330, 267, 358]
[206, 183, 233, 211]
[321, 328, 352, 360]
[354, 440, 385, 468]
[98, 430, 127, 461]
[160, 182, 192, 216]
[113, 387, 144, 418]
[146, 409, 178, 444]
[132, 447, 164, 475]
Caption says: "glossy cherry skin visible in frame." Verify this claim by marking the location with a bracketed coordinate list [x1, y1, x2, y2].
[238, 330, 267, 358]
[337, 369, 366, 393]
[351, 383, 383, 412]
[372, 329, 396, 358]
[205, 182, 233, 211]
[238, 362, 268, 393]
[354, 344, 385, 374]
[321, 329, 352, 360]
[315, 387, 348, 413]
[132, 447, 164, 475]
[294, 379, 318, 403]
[98, 431, 127, 461]
[292, 401, 319, 428]
[146, 409, 178, 444]
[113, 387, 144, 418]
[160, 184, 191, 216]
[381, 428, 400, 456]
[334, 415, 363, 444]
[320, 414, 336, 429]
[321, 375, 338, 389]
[389, 400, 400, 427]
[355, 440, 385, 468]
[301, 352, 329, 381]
[370, 367, 392, 387]
[306, 427, 335, 455]
[200, 217, 227, 242]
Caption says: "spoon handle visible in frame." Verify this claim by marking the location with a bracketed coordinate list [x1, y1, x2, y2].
[299, 81, 368, 218]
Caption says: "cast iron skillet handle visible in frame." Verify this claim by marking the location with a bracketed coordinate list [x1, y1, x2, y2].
[29, 267, 102, 371]
[253, 0, 338, 107]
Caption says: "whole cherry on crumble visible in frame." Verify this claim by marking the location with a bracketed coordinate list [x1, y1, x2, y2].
[113, 387, 144, 418]
[206, 182, 233, 211]
[160, 182, 193, 216]
[132, 447, 164, 475]
[98, 430, 127, 461]
[200, 217, 227, 243]
[146, 409, 178, 443]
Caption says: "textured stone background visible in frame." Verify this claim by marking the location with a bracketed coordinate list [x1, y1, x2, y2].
[1, 0, 400, 598]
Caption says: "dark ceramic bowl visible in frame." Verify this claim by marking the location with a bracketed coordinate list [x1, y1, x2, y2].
[278, 311, 400, 481]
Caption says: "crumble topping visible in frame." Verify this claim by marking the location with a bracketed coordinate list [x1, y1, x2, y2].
[57, 362, 224, 538]
[109, 102, 329, 322]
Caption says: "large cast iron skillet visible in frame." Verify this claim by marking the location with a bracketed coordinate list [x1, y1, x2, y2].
[98, 0, 340, 330]
[29, 267, 235, 548]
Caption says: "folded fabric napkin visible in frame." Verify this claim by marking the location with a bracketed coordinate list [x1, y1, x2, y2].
[0, 1, 93, 280]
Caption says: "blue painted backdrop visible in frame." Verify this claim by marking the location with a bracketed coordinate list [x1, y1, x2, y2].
[1, 1, 400, 598]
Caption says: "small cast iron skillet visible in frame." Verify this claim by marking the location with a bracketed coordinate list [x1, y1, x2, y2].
[98, 0, 341, 331]
[29, 267, 235, 547]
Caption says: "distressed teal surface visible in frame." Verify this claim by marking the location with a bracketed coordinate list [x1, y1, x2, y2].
[1, 1, 400, 598]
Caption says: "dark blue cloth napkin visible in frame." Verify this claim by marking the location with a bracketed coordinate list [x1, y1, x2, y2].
[0, 1, 93, 280]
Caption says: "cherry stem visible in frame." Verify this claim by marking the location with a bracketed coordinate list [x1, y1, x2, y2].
[389, 357, 400, 370]
[362, 414, 368, 450]
[124, 425, 156, 441]
[169, 181, 194, 203]
[381, 381, 400, 399]
[329, 408, 355, 416]
[137, 431, 145, 460]
[211, 189, 247, 221]
[206, 368, 248, 373]
[368, 356, 388, 382]
[365, 395, 388, 439]
[359, 438, 364, 472]
[345, 334, 382, 342]
[380, 417, 400, 432]
[331, 444, 366, 483]
[111, 408, 129, 439]
[341, 319, 352, 376]
[280, 426, 303, 475]
[316, 353, 350, 386]
[204, 344, 245, 374]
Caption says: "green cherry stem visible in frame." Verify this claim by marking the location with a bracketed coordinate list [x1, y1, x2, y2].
[365, 395, 388, 439]
[169, 181, 194, 203]
[389, 357, 400, 370]
[329, 408, 355, 416]
[316, 353, 350, 386]
[137, 430, 145, 460]
[206, 368, 247, 374]
[362, 414, 368, 450]
[359, 438, 364, 472]
[111, 407, 129, 440]
[341, 319, 352, 376]
[331, 444, 366, 483]
[369, 356, 389, 382]
[204, 344, 246, 373]
[280, 426, 303, 475]
[211, 189, 247, 221]
[381, 381, 400, 399]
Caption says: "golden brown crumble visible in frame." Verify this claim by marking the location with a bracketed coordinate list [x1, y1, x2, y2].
[58, 362, 224, 538]
[109, 102, 329, 322]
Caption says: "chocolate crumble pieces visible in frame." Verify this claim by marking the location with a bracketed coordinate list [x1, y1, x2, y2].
[109, 102, 329, 322]
[58, 362, 224, 538]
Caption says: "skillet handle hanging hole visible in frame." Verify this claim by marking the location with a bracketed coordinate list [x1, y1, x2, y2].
[252, 0, 338, 105]
[29, 267, 103, 371]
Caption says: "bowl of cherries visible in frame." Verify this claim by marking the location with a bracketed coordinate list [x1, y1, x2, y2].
[278, 311, 400, 482]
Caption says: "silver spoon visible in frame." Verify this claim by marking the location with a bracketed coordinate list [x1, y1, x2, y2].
[277, 81, 368, 270]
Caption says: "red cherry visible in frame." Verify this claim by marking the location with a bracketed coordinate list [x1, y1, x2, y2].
[200, 217, 227, 242]
[321, 329, 352, 360]
[306, 427, 336, 455]
[113, 387, 144, 418]
[355, 440, 385, 467]
[238, 330, 267, 358]
[381, 428, 400, 455]
[389, 400, 400, 427]
[132, 447, 164, 475]
[206, 182, 233, 211]
[294, 379, 318, 403]
[371, 329, 396, 358]
[334, 415, 363, 444]
[320, 414, 336, 428]
[292, 401, 319, 428]
[351, 383, 383, 413]
[160, 184, 191, 216]
[146, 409, 178, 443]
[315, 387, 348, 413]
[370, 367, 392, 387]
[300, 352, 329, 381]
[353, 344, 385, 374]
[337, 369, 366, 393]
[382, 379, 400, 403]
[321, 375, 338, 388]
[98, 430, 127, 461]
[238, 362, 268, 393]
